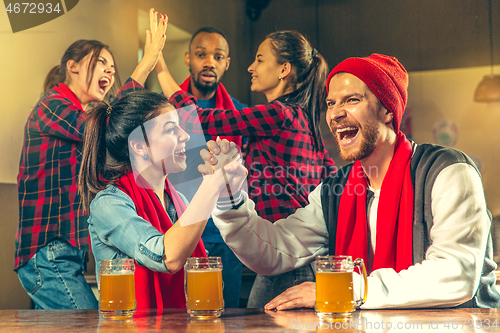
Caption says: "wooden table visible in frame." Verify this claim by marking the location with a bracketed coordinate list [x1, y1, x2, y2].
[0, 308, 498, 332]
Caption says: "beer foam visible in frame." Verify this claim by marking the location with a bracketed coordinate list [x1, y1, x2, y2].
[100, 271, 134, 276]
[187, 268, 222, 272]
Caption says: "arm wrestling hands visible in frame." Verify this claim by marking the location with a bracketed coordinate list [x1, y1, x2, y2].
[198, 137, 248, 200]
[199, 138, 315, 311]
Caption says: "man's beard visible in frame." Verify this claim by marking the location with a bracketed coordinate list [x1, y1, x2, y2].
[190, 68, 225, 96]
[332, 120, 379, 162]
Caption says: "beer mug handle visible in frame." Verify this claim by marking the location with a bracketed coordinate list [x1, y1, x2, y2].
[353, 258, 367, 308]
[184, 262, 188, 301]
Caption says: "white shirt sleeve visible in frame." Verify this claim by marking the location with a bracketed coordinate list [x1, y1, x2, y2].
[361, 163, 490, 309]
[212, 186, 329, 275]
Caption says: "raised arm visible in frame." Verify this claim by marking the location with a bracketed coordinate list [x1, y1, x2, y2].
[130, 9, 168, 86]
[152, 13, 183, 99]
[156, 50, 181, 99]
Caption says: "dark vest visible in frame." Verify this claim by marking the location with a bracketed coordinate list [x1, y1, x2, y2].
[320, 143, 500, 308]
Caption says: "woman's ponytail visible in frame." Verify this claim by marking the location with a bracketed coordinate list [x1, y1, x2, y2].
[78, 91, 170, 210]
[302, 52, 328, 150]
[267, 31, 328, 150]
[42, 65, 63, 95]
[78, 102, 110, 210]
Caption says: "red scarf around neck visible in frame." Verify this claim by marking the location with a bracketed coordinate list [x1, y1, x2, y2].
[53, 83, 84, 111]
[115, 171, 206, 309]
[336, 132, 413, 273]
[180, 77, 242, 147]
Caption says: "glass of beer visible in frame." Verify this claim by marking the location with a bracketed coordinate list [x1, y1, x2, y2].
[98, 259, 136, 320]
[315, 255, 367, 319]
[185, 257, 224, 319]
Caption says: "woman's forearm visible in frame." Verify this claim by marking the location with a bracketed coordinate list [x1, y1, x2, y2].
[156, 54, 181, 99]
[162, 150, 245, 273]
[130, 62, 153, 87]
[162, 176, 219, 273]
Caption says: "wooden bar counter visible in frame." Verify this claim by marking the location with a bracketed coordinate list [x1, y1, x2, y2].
[0, 308, 498, 332]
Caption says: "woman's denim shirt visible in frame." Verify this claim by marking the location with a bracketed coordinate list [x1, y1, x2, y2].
[89, 184, 187, 279]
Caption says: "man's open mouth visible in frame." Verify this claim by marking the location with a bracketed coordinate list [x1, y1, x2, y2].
[337, 126, 359, 141]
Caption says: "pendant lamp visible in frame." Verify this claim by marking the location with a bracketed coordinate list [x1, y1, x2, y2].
[474, 0, 500, 102]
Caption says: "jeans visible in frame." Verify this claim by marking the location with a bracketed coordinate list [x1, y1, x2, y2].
[17, 239, 98, 309]
[204, 242, 243, 308]
[247, 264, 315, 308]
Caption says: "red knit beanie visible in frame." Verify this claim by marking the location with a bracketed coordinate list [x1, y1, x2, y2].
[326, 54, 408, 132]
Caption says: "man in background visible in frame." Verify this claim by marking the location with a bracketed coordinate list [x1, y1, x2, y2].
[169, 27, 246, 308]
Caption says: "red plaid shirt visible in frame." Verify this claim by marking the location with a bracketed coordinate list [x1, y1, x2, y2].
[171, 91, 336, 222]
[15, 78, 143, 270]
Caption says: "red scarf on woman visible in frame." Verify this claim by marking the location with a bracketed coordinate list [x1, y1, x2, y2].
[53, 83, 84, 111]
[180, 77, 242, 147]
[336, 132, 414, 273]
[115, 171, 206, 309]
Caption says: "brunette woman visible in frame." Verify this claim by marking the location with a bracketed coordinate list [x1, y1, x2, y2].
[156, 22, 336, 307]
[15, 9, 167, 310]
[78, 91, 245, 309]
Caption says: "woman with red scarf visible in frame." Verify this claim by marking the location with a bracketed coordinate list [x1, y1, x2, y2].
[15, 9, 168, 310]
[156, 19, 336, 308]
[78, 90, 246, 309]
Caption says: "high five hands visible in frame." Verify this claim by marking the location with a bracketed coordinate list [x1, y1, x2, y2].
[145, 8, 167, 71]
[131, 8, 168, 85]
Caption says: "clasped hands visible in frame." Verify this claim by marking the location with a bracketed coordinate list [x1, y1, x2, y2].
[198, 138, 247, 200]
[199, 138, 315, 310]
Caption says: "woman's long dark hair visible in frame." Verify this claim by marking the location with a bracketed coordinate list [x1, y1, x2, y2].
[78, 90, 170, 209]
[42, 39, 121, 96]
[267, 31, 328, 150]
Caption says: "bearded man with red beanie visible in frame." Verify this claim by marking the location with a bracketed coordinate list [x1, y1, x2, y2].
[210, 54, 500, 309]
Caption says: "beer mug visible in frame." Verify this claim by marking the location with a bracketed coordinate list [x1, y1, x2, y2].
[184, 257, 224, 318]
[98, 259, 136, 320]
[315, 255, 367, 318]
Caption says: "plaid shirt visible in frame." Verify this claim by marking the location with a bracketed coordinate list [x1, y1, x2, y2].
[15, 78, 143, 271]
[171, 91, 336, 222]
